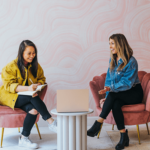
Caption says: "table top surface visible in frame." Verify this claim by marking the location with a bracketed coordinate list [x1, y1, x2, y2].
[51, 108, 94, 116]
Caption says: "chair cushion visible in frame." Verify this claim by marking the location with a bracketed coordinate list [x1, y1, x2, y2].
[0, 105, 26, 114]
[121, 103, 145, 112]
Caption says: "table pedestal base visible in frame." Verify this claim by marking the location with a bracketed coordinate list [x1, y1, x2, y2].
[57, 115, 87, 150]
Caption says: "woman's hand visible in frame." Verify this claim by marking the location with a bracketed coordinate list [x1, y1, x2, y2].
[100, 98, 106, 104]
[28, 84, 38, 91]
[99, 86, 110, 94]
[100, 98, 106, 108]
[32, 92, 38, 97]
[37, 82, 42, 85]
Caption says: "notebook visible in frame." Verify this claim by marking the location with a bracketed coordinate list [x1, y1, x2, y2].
[17, 84, 47, 96]
[57, 89, 89, 112]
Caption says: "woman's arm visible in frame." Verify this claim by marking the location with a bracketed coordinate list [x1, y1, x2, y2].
[15, 85, 29, 92]
[15, 84, 38, 92]
[104, 59, 111, 88]
[104, 68, 111, 87]
[99, 59, 111, 97]
[1, 65, 19, 93]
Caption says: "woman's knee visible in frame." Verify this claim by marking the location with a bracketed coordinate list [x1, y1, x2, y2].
[29, 109, 38, 115]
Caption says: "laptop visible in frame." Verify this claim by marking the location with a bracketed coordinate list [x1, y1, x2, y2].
[57, 89, 89, 113]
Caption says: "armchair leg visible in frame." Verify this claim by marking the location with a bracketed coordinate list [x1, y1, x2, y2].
[18, 128, 20, 133]
[97, 123, 103, 139]
[35, 123, 42, 139]
[1, 128, 4, 148]
[136, 125, 141, 144]
[112, 124, 114, 130]
[146, 123, 149, 135]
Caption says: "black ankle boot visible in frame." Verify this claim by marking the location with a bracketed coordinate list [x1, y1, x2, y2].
[87, 120, 103, 137]
[115, 129, 129, 150]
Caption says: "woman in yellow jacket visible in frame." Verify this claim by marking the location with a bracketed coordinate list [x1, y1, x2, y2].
[0, 40, 56, 149]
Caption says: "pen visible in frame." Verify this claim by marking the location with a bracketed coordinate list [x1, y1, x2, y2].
[29, 78, 33, 84]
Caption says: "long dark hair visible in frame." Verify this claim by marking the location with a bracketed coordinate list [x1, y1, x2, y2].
[109, 34, 133, 71]
[17, 40, 38, 79]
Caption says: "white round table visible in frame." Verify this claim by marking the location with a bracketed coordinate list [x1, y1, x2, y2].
[51, 108, 93, 150]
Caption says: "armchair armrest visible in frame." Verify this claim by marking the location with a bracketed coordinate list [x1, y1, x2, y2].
[145, 81, 150, 111]
[38, 84, 48, 101]
[89, 75, 105, 108]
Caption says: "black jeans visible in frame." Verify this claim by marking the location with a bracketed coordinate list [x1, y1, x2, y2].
[100, 84, 143, 130]
[15, 95, 51, 137]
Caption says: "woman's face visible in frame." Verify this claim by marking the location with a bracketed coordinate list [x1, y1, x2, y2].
[109, 39, 117, 55]
[23, 46, 36, 63]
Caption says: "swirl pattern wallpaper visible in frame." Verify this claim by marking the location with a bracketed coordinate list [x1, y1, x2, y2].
[0, 0, 150, 116]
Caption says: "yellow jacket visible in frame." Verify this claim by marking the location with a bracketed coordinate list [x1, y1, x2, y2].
[0, 58, 46, 109]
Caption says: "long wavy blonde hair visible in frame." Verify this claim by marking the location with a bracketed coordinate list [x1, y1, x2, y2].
[109, 34, 133, 71]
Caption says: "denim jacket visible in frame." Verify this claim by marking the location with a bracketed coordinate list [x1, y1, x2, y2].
[105, 56, 140, 98]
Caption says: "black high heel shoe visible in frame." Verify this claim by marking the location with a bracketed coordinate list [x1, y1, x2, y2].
[115, 129, 129, 150]
[87, 120, 103, 138]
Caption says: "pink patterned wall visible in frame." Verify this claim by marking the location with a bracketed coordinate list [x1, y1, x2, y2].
[0, 0, 150, 116]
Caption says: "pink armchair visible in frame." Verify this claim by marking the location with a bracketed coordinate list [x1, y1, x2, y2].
[89, 71, 150, 144]
[0, 77, 48, 148]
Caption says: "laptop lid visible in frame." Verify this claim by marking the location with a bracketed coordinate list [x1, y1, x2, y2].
[57, 89, 89, 112]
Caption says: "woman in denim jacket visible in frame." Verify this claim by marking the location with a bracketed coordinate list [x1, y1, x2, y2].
[87, 34, 143, 150]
